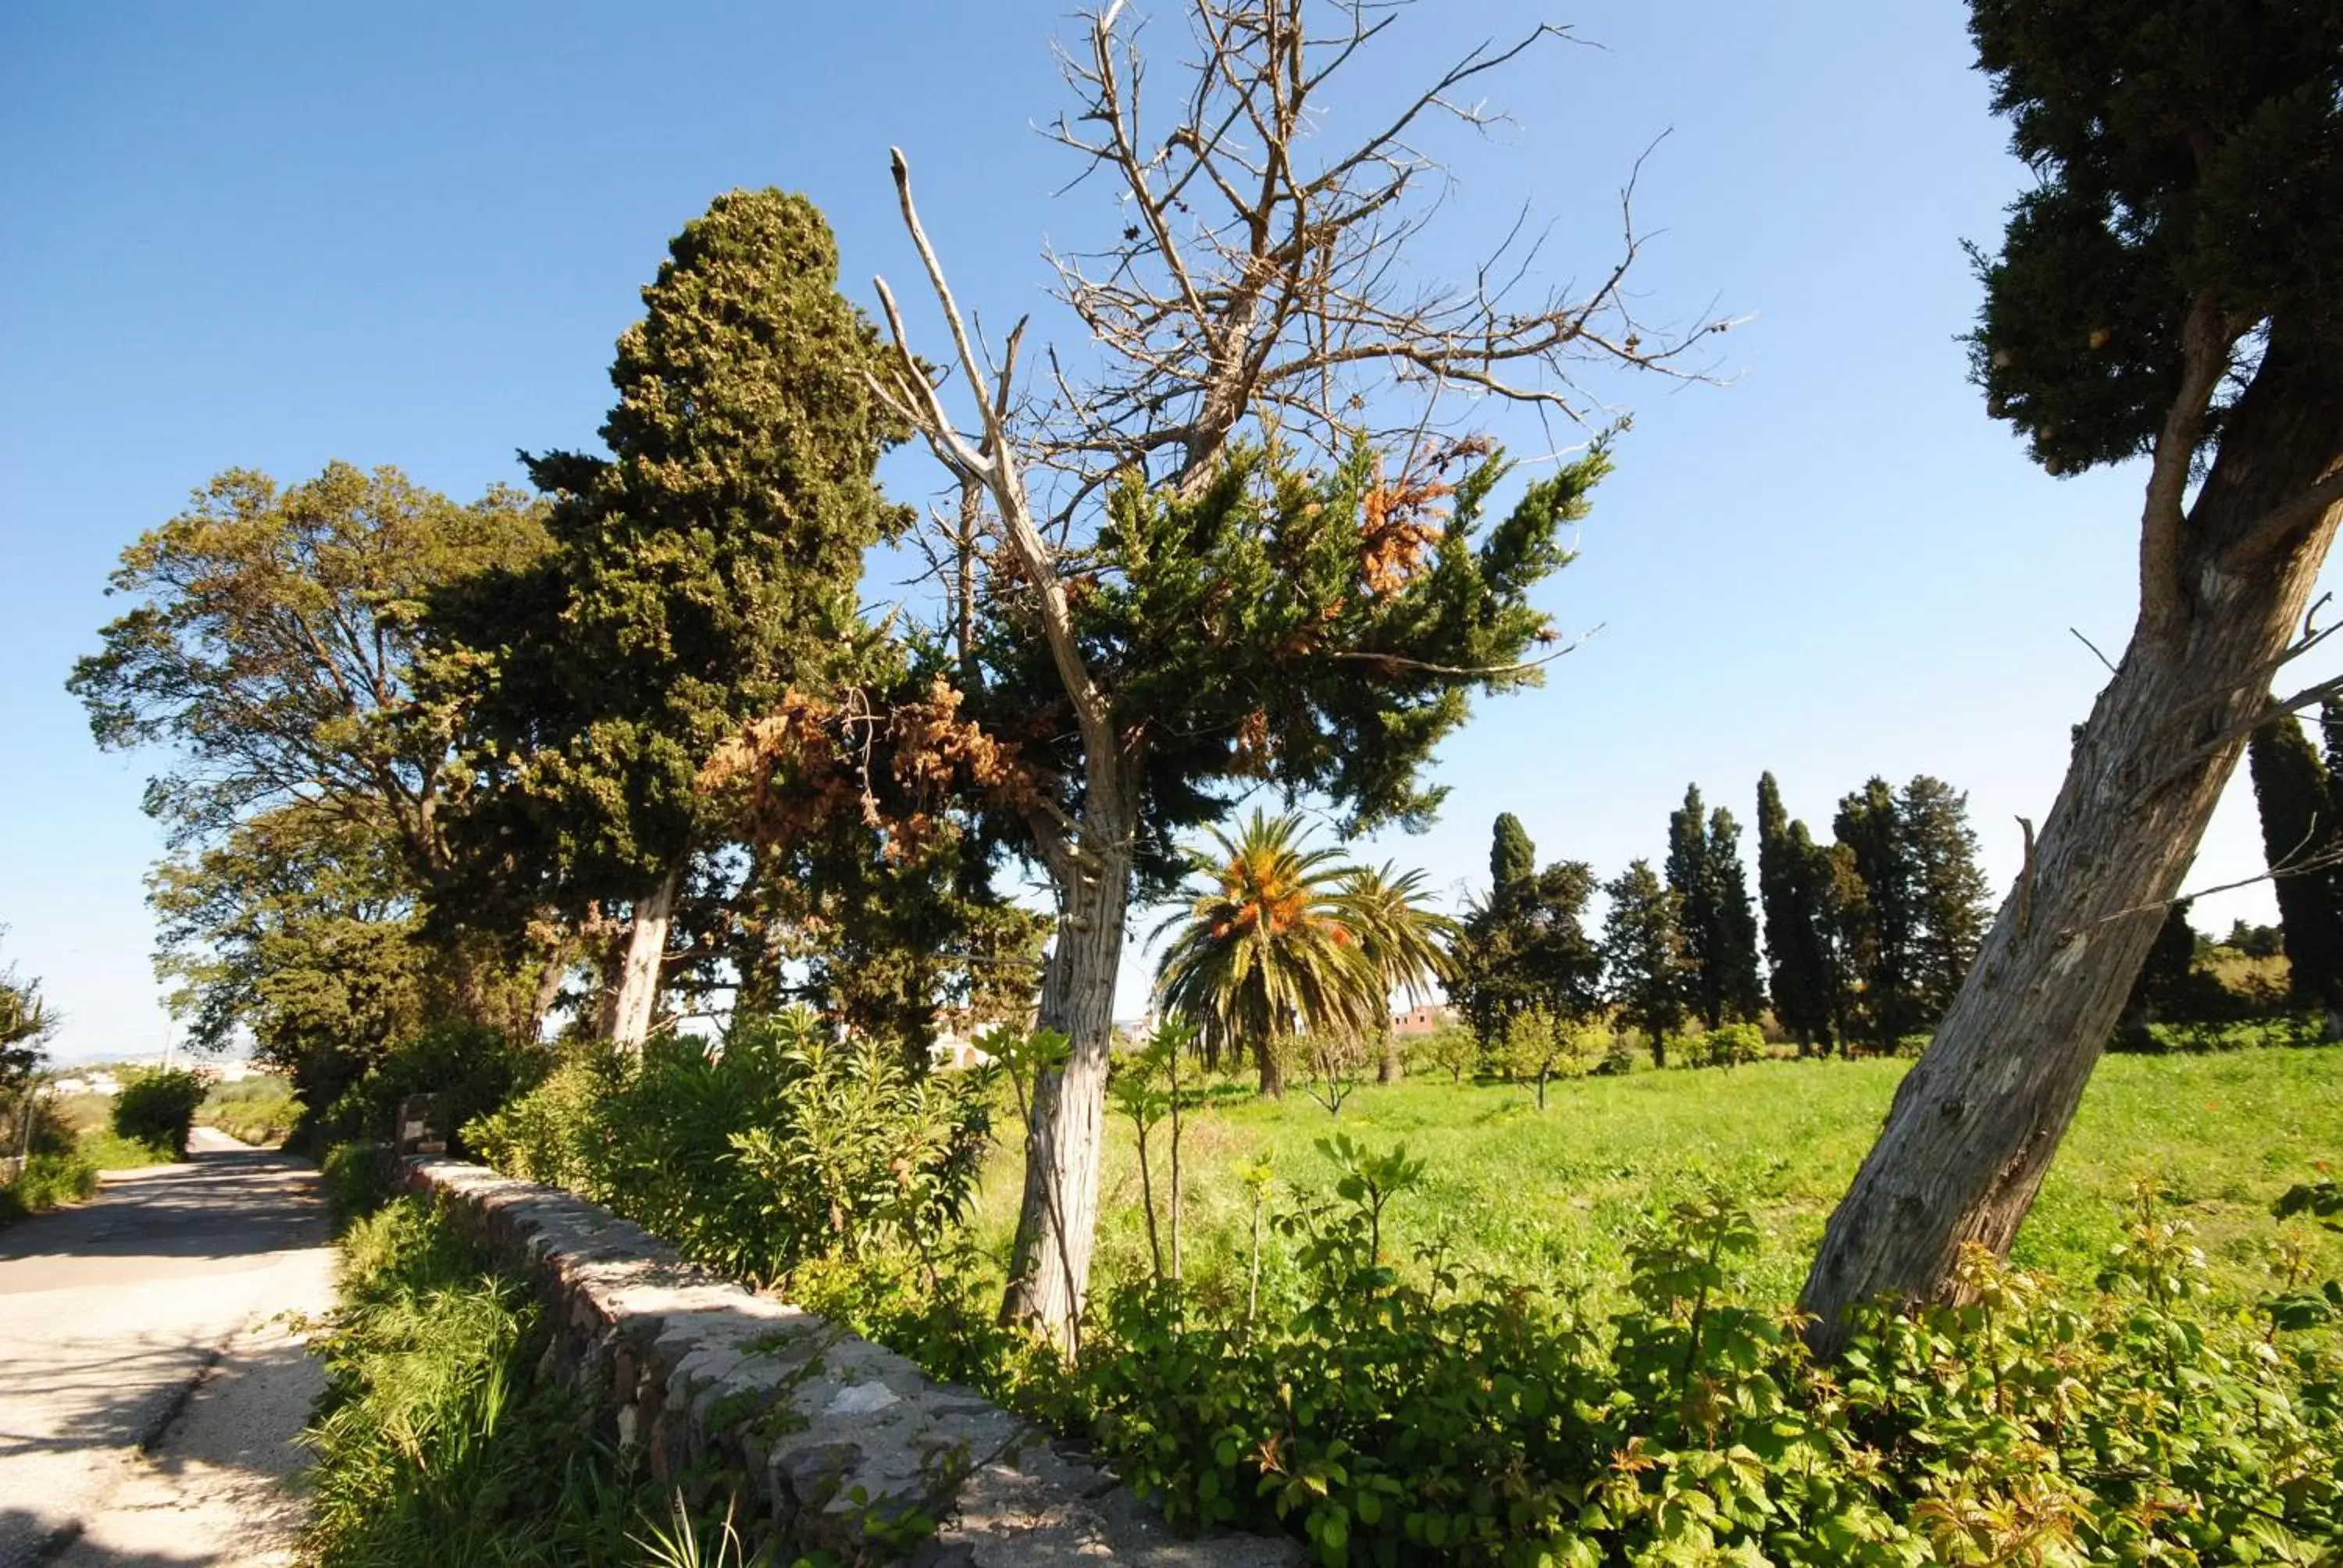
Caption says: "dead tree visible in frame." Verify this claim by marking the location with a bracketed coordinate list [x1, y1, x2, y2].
[871, 0, 1728, 1344]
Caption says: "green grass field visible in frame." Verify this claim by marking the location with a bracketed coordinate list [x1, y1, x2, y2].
[967, 1044, 2343, 1312]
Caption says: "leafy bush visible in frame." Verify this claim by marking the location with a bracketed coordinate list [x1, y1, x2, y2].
[77, 1128, 179, 1170]
[321, 1140, 394, 1228]
[303, 1023, 551, 1156]
[0, 1149, 98, 1222]
[467, 1006, 995, 1285]
[305, 1193, 759, 1566]
[1068, 1150, 2343, 1566]
[1409, 1021, 1480, 1084]
[1685, 1021, 1767, 1068]
[111, 1067, 209, 1157]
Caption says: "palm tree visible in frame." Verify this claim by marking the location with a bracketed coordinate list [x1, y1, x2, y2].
[1153, 810, 1377, 1097]
[1337, 862, 1460, 1082]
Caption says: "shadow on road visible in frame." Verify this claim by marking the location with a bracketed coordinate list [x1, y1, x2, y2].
[0, 1149, 326, 1268]
[0, 1146, 334, 1568]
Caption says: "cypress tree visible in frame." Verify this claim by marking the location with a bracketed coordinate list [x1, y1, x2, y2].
[1832, 778, 1916, 1049]
[1667, 786, 1722, 1029]
[1489, 812, 1537, 899]
[1757, 773, 1832, 1052]
[1707, 807, 1766, 1024]
[2245, 715, 2343, 1014]
[444, 188, 902, 1046]
[1803, 0, 2343, 1351]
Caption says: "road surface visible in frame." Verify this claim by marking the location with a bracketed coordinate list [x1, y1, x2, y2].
[0, 1130, 336, 1566]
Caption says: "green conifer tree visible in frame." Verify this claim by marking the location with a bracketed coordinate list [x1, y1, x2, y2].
[443, 188, 901, 1046]
[1902, 776, 1992, 1024]
[1756, 773, 1831, 1052]
[1490, 813, 1538, 897]
[1601, 860, 1689, 1067]
[1707, 807, 1766, 1024]
[1832, 778, 1916, 1049]
[2246, 715, 2343, 1015]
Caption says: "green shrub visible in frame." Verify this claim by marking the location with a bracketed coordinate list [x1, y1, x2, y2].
[320, 1141, 394, 1228]
[77, 1128, 178, 1170]
[111, 1067, 209, 1157]
[302, 1023, 551, 1156]
[467, 1007, 994, 1286]
[1068, 1151, 2343, 1567]
[1685, 1021, 1767, 1068]
[0, 1149, 98, 1222]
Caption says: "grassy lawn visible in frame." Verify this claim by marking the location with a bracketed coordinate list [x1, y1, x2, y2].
[968, 1044, 2343, 1312]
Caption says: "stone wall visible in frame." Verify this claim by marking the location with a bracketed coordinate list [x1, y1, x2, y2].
[401, 1156, 1296, 1568]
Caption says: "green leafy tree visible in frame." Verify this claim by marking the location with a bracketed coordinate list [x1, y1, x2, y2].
[1601, 860, 1690, 1067]
[148, 803, 458, 1118]
[1756, 773, 1833, 1053]
[1, 936, 59, 1126]
[2247, 715, 2343, 1017]
[440, 188, 902, 1048]
[1805, 0, 2343, 1349]
[68, 462, 551, 1025]
[1153, 810, 1378, 1098]
[1336, 863, 1458, 1085]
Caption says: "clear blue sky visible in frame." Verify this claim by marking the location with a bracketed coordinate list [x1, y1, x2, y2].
[1, 2, 2314, 1060]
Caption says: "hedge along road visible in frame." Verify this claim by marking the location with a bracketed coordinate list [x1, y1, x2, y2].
[0, 1129, 336, 1567]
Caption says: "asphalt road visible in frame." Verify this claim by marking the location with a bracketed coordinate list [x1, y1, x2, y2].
[0, 1131, 336, 1566]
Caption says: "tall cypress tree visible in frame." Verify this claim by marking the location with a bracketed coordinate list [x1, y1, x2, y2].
[1707, 807, 1766, 1024]
[2246, 715, 2343, 1014]
[1667, 785, 1766, 1030]
[443, 188, 902, 1046]
[1489, 812, 1537, 898]
[1832, 778, 1917, 1049]
[1757, 772, 1833, 1052]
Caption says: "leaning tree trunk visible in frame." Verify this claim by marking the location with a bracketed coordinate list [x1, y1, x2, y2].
[1000, 821, 1133, 1345]
[1800, 339, 2343, 1356]
[608, 864, 682, 1052]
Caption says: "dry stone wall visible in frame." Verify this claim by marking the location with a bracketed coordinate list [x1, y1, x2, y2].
[401, 1156, 1296, 1568]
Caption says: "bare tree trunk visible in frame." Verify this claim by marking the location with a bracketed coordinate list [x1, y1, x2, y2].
[1377, 1026, 1402, 1084]
[1000, 832, 1131, 1342]
[608, 864, 681, 1052]
[1801, 336, 2343, 1355]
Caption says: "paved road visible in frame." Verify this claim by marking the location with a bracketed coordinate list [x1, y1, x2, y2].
[0, 1131, 336, 1567]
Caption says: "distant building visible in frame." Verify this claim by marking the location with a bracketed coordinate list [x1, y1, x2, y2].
[1392, 1003, 1453, 1038]
[927, 1032, 995, 1073]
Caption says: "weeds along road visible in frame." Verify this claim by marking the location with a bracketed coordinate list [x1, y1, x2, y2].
[0, 1130, 335, 1567]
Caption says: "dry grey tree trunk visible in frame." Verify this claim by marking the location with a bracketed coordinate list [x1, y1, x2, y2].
[1000, 809, 1134, 1336]
[607, 863, 681, 1051]
[1799, 330, 2343, 1354]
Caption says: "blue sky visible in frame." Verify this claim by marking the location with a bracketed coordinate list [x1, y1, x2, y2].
[1, 2, 2314, 1060]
